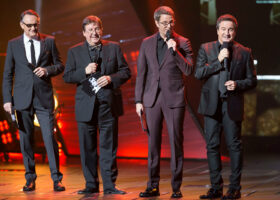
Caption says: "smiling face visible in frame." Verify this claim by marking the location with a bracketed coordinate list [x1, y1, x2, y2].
[217, 20, 236, 44]
[20, 14, 39, 39]
[155, 14, 175, 39]
[83, 22, 103, 46]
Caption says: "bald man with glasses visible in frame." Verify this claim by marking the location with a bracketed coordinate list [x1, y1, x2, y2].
[2, 9, 65, 192]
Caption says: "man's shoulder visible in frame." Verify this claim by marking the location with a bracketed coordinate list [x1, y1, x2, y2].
[142, 33, 157, 43]
[69, 42, 84, 51]
[39, 33, 55, 41]
[233, 41, 251, 52]
[102, 40, 120, 48]
[174, 32, 189, 41]
[8, 35, 22, 44]
[201, 41, 216, 47]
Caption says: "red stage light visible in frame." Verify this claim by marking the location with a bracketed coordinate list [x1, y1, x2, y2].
[7, 132, 12, 143]
[0, 122, 4, 132]
[16, 130, 20, 140]
[57, 120, 63, 129]
[1, 134, 7, 144]
[3, 120, 9, 130]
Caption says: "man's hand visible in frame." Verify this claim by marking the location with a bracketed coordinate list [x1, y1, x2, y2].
[97, 76, 111, 87]
[85, 63, 98, 74]
[136, 103, 144, 117]
[225, 80, 237, 91]
[33, 67, 48, 77]
[218, 48, 229, 62]
[166, 38, 176, 51]
[3, 102, 12, 115]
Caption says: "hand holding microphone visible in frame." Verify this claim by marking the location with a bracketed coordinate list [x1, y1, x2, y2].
[218, 42, 230, 70]
[165, 30, 176, 53]
[85, 63, 98, 74]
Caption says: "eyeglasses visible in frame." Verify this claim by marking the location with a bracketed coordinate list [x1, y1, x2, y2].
[86, 27, 102, 33]
[22, 22, 39, 28]
[159, 21, 175, 27]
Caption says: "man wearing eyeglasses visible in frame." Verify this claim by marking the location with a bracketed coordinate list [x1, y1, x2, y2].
[63, 15, 130, 195]
[2, 9, 65, 192]
[135, 6, 193, 198]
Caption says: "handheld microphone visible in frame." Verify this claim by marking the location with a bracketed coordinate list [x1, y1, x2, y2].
[165, 30, 175, 54]
[221, 42, 229, 71]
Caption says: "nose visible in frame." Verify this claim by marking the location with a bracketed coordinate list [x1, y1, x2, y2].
[226, 29, 231, 35]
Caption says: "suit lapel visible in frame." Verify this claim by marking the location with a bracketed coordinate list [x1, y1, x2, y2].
[37, 33, 46, 67]
[18, 35, 33, 70]
[81, 41, 92, 67]
[229, 41, 239, 79]
[100, 40, 109, 74]
[158, 32, 177, 69]
[150, 33, 160, 71]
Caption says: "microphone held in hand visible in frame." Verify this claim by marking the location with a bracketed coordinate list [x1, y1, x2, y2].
[165, 30, 175, 54]
[221, 42, 230, 71]
[166, 30, 173, 41]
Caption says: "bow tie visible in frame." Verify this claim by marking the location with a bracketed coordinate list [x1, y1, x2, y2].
[89, 44, 101, 51]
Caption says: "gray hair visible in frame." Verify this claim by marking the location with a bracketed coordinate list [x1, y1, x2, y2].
[154, 6, 175, 22]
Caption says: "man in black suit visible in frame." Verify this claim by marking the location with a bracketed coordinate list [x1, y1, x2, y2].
[195, 14, 257, 199]
[63, 15, 130, 195]
[2, 9, 65, 192]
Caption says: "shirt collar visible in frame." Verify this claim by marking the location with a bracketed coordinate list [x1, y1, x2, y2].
[23, 33, 39, 45]
[86, 41, 102, 51]
[157, 32, 164, 41]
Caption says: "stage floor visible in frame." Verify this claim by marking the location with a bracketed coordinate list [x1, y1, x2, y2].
[0, 153, 279, 199]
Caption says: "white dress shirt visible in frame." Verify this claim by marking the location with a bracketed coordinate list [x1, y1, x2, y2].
[23, 33, 40, 64]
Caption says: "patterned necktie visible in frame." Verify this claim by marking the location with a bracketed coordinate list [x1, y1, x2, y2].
[88, 44, 101, 51]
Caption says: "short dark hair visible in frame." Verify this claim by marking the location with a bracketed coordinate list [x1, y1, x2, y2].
[20, 9, 40, 22]
[216, 14, 238, 30]
[154, 6, 175, 22]
[82, 15, 103, 31]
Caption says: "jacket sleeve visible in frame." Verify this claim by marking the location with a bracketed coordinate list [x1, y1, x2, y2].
[194, 44, 223, 80]
[134, 41, 147, 103]
[174, 38, 194, 76]
[2, 41, 14, 103]
[235, 49, 257, 91]
[63, 48, 87, 84]
[109, 44, 131, 89]
[45, 38, 65, 76]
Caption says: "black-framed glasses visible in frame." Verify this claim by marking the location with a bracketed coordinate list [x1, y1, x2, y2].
[159, 21, 175, 27]
[22, 22, 39, 28]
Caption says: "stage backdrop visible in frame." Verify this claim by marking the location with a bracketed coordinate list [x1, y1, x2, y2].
[0, 0, 206, 159]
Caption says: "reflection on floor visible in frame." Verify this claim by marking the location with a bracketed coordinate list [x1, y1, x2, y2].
[0, 153, 279, 199]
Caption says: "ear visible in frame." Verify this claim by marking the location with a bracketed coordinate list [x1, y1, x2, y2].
[155, 20, 160, 29]
[20, 22, 24, 30]
[82, 30, 86, 37]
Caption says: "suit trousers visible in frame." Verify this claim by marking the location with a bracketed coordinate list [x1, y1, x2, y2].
[204, 100, 242, 190]
[16, 93, 62, 183]
[77, 98, 118, 190]
[145, 91, 185, 191]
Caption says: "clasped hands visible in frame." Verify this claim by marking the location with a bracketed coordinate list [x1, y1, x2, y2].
[85, 62, 111, 87]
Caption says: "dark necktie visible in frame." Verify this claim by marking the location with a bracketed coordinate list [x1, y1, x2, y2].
[29, 39, 36, 66]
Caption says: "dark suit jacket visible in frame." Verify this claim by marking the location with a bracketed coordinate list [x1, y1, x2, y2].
[2, 33, 64, 110]
[63, 40, 131, 122]
[135, 32, 193, 108]
[195, 41, 257, 121]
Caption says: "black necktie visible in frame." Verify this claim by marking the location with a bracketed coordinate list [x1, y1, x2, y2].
[29, 40, 36, 66]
